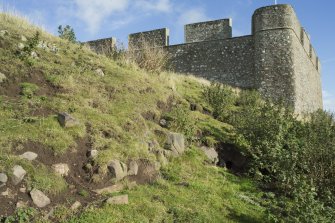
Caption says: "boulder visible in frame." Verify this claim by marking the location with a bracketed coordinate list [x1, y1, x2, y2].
[164, 132, 185, 156]
[93, 183, 124, 194]
[52, 163, 70, 177]
[107, 160, 127, 181]
[200, 146, 219, 165]
[0, 173, 8, 184]
[95, 68, 105, 77]
[30, 189, 50, 208]
[0, 72, 6, 83]
[106, 194, 128, 205]
[70, 201, 81, 210]
[57, 112, 79, 128]
[127, 160, 138, 176]
[12, 165, 26, 185]
[19, 151, 38, 161]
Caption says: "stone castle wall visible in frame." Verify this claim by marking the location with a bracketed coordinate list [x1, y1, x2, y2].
[87, 4, 323, 114]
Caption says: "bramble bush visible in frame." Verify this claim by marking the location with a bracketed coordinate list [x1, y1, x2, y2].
[203, 83, 335, 222]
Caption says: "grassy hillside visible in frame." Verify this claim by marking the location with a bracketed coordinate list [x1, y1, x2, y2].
[0, 13, 267, 222]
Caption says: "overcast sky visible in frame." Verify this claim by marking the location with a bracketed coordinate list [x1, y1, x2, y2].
[1, 0, 335, 112]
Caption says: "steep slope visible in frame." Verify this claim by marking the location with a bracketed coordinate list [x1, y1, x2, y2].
[0, 13, 266, 222]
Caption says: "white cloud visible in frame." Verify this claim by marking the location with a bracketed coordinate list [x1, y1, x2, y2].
[73, 0, 129, 34]
[177, 8, 209, 26]
[135, 0, 172, 13]
[323, 90, 335, 113]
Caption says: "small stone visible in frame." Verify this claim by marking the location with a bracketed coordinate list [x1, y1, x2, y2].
[12, 165, 26, 185]
[107, 160, 127, 181]
[164, 132, 185, 156]
[30, 189, 50, 208]
[0, 173, 8, 184]
[19, 151, 38, 161]
[95, 68, 105, 77]
[52, 163, 70, 177]
[70, 201, 81, 210]
[200, 146, 219, 165]
[1, 188, 15, 199]
[93, 183, 124, 194]
[106, 194, 128, 205]
[19, 186, 27, 193]
[18, 43, 25, 49]
[21, 35, 27, 42]
[127, 160, 138, 176]
[16, 201, 27, 208]
[57, 112, 80, 128]
[31, 51, 38, 58]
[87, 150, 98, 159]
[159, 119, 167, 127]
[0, 72, 7, 83]
[1, 188, 9, 196]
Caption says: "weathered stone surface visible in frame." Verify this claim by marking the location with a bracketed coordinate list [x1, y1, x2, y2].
[52, 163, 70, 177]
[122, 4, 323, 114]
[30, 189, 50, 208]
[159, 119, 167, 128]
[19, 186, 27, 193]
[106, 194, 128, 205]
[185, 18, 232, 43]
[1, 188, 15, 198]
[71, 201, 81, 210]
[0, 72, 6, 83]
[127, 160, 138, 176]
[0, 173, 8, 184]
[19, 151, 38, 161]
[200, 146, 219, 165]
[94, 183, 124, 194]
[57, 112, 79, 128]
[85, 37, 116, 55]
[16, 201, 28, 208]
[107, 160, 127, 181]
[87, 150, 98, 159]
[165, 132, 185, 156]
[12, 165, 26, 185]
[95, 68, 105, 77]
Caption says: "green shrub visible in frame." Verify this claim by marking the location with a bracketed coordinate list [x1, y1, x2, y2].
[19, 82, 39, 98]
[58, 25, 77, 43]
[202, 83, 237, 121]
[163, 105, 197, 143]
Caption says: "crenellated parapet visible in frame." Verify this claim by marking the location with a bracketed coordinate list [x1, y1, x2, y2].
[88, 4, 323, 114]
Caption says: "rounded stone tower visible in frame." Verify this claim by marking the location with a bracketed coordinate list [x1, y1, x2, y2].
[252, 4, 301, 109]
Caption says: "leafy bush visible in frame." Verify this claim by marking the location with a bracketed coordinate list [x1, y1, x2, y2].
[202, 83, 237, 121]
[163, 105, 197, 143]
[202, 84, 335, 222]
[58, 25, 77, 43]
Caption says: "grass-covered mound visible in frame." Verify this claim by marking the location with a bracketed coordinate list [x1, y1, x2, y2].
[1, 12, 335, 223]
